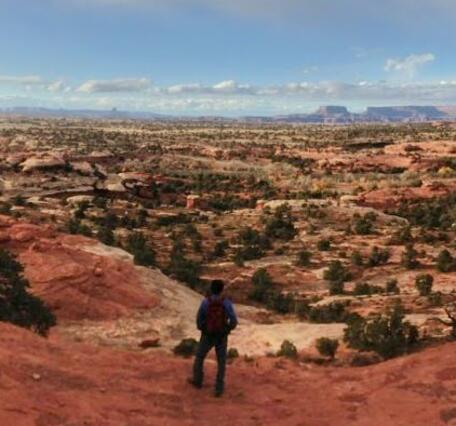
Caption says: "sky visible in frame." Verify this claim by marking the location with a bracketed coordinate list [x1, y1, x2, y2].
[0, 0, 456, 116]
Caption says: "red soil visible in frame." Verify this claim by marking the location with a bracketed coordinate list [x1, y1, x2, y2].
[0, 322, 455, 426]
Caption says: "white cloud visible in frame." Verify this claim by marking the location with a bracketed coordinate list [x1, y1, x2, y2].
[167, 83, 203, 94]
[0, 75, 44, 85]
[47, 80, 70, 92]
[384, 53, 435, 78]
[165, 80, 253, 95]
[76, 78, 151, 93]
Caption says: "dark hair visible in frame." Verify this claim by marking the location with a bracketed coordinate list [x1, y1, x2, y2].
[210, 279, 224, 295]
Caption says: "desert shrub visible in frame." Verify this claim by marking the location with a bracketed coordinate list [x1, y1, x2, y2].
[66, 218, 92, 237]
[308, 302, 349, 323]
[268, 292, 294, 314]
[401, 244, 420, 269]
[0, 202, 12, 215]
[328, 281, 345, 295]
[343, 303, 418, 359]
[274, 247, 285, 255]
[99, 212, 119, 230]
[236, 228, 270, 261]
[353, 282, 384, 296]
[415, 273, 434, 296]
[353, 213, 376, 235]
[317, 239, 331, 251]
[386, 279, 400, 294]
[324, 261, 351, 295]
[12, 194, 27, 206]
[427, 291, 443, 307]
[264, 204, 297, 241]
[127, 232, 156, 267]
[295, 299, 310, 320]
[316, 338, 339, 359]
[366, 246, 390, 267]
[167, 242, 201, 288]
[390, 226, 413, 244]
[156, 213, 191, 227]
[392, 195, 456, 230]
[173, 338, 198, 357]
[233, 249, 245, 267]
[97, 226, 115, 246]
[277, 340, 298, 359]
[249, 268, 274, 303]
[436, 249, 456, 273]
[0, 249, 56, 336]
[296, 249, 312, 267]
[93, 196, 108, 210]
[227, 348, 239, 359]
[351, 250, 364, 267]
[212, 240, 229, 259]
[74, 201, 90, 219]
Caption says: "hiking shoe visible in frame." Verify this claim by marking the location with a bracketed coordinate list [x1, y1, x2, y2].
[187, 378, 202, 389]
[214, 389, 224, 398]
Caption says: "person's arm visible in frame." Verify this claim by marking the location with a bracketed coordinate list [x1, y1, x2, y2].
[196, 299, 208, 331]
[223, 299, 238, 331]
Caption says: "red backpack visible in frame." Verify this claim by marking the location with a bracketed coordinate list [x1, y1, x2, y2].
[206, 297, 227, 335]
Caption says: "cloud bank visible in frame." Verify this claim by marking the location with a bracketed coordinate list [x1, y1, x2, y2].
[76, 78, 151, 93]
[385, 53, 435, 78]
[3, 75, 456, 114]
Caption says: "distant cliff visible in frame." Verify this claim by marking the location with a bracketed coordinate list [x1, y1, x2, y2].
[1, 105, 456, 123]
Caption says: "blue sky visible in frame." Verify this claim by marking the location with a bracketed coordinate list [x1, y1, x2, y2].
[0, 0, 455, 115]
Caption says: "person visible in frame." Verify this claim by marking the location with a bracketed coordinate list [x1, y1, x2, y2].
[188, 279, 238, 397]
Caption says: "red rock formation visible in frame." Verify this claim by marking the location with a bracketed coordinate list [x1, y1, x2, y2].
[0, 215, 157, 322]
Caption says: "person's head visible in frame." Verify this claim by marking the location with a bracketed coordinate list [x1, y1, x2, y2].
[210, 279, 225, 296]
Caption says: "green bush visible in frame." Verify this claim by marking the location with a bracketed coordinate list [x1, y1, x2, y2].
[415, 273, 434, 296]
[317, 239, 331, 251]
[353, 213, 376, 235]
[167, 242, 201, 288]
[353, 282, 384, 296]
[97, 226, 115, 246]
[127, 232, 156, 267]
[277, 340, 298, 359]
[212, 240, 229, 258]
[351, 250, 364, 267]
[324, 261, 351, 295]
[390, 226, 413, 244]
[386, 279, 400, 294]
[0, 249, 56, 336]
[227, 348, 239, 359]
[264, 204, 297, 241]
[401, 244, 420, 269]
[316, 337, 339, 359]
[308, 302, 349, 323]
[366, 246, 390, 267]
[249, 268, 274, 303]
[173, 338, 198, 357]
[436, 249, 456, 273]
[296, 249, 312, 267]
[343, 303, 418, 359]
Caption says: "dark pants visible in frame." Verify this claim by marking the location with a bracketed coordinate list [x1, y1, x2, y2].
[192, 333, 227, 393]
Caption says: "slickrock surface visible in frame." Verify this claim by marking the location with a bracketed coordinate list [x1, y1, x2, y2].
[0, 215, 157, 321]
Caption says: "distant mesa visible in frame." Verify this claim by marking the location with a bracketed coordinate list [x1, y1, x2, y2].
[1, 104, 456, 123]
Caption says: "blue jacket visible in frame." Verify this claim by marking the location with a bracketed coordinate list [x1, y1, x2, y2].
[196, 295, 238, 334]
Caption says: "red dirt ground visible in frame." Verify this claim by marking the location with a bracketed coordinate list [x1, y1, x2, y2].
[1, 322, 455, 426]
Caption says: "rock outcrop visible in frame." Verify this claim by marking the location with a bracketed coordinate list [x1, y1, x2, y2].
[0, 215, 157, 321]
